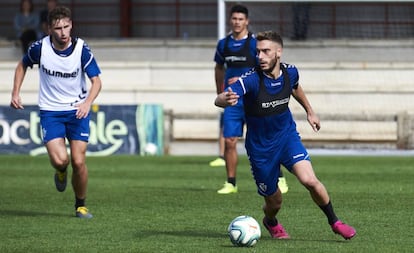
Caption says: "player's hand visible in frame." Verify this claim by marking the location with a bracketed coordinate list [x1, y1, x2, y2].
[75, 102, 91, 119]
[225, 87, 239, 106]
[307, 112, 321, 132]
[215, 87, 239, 108]
[10, 95, 24, 109]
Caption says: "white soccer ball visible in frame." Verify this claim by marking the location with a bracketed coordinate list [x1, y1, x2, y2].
[228, 215, 261, 247]
[144, 142, 158, 155]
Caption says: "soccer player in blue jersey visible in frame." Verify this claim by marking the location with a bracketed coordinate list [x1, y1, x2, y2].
[10, 6, 102, 219]
[213, 4, 288, 194]
[215, 31, 356, 240]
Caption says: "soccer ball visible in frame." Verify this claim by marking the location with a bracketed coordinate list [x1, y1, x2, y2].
[144, 142, 158, 155]
[228, 215, 261, 247]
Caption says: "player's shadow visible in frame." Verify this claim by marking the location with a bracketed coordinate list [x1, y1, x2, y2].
[261, 237, 350, 243]
[0, 209, 68, 217]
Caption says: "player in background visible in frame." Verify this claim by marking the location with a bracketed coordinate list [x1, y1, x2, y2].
[10, 6, 102, 219]
[213, 4, 288, 194]
[215, 30, 356, 240]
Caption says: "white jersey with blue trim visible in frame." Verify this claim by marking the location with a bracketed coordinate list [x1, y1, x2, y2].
[38, 37, 87, 111]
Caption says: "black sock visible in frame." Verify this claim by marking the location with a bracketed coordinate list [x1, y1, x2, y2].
[279, 170, 284, 177]
[264, 217, 278, 226]
[227, 177, 236, 186]
[219, 155, 225, 159]
[319, 201, 339, 225]
[75, 197, 85, 209]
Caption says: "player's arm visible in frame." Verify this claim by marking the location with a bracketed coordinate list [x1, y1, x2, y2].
[292, 84, 320, 132]
[75, 75, 102, 119]
[75, 73, 102, 119]
[10, 60, 28, 109]
[76, 44, 102, 118]
[10, 42, 39, 110]
[86, 75, 102, 106]
[214, 63, 225, 94]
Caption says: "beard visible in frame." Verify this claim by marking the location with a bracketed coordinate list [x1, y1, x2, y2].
[262, 59, 277, 74]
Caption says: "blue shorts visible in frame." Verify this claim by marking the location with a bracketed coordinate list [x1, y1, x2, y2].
[249, 130, 310, 196]
[40, 110, 90, 144]
[223, 104, 245, 138]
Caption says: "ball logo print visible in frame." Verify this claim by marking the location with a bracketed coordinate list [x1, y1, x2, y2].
[228, 215, 261, 247]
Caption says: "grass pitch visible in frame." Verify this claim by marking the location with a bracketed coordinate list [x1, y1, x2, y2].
[0, 155, 413, 253]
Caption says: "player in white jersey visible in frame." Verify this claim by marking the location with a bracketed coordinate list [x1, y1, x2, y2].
[10, 6, 102, 219]
[215, 31, 356, 240]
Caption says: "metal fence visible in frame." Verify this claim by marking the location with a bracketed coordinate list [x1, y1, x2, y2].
[1, 1, 413, 40]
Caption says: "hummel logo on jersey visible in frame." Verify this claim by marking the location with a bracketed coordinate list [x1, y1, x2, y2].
[271, 82, 282, 87]
[41, 65, 79, 78]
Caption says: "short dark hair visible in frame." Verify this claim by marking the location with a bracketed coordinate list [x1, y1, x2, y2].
[256, 31, 284, 47]
[48, 6, 71, 26]
[230, 4, 249, 18]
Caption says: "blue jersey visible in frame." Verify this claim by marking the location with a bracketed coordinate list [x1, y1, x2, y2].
[23, 37, 101, 78]
[214, 33, 258, 88]
[230, 64, 299, 154]
[229, 63, 312, 196]
[215, 33, 258, 138]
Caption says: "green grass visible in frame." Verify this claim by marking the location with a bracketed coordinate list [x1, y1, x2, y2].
[0, 155, 413, 253]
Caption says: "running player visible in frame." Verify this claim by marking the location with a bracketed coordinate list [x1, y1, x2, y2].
[10, 6, 102, 218]
[214, 30, 356, 240]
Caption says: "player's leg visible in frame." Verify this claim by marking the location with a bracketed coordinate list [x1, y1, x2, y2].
[46, 138, 70, 170]
[218, 112, 225, 161]
[224, 137, 238, 180]
[209, 113, 225, 167]
[282, 133, 329, 205]
[70, 140, 88, 200]
[45, 138, 70, 192]
[262, 191, 290, 239]
[67, 112, 93, 218]
[217, 136, 238, 194]
[41, 111, 70, 192]
[292, 160, 329, 204]
[284, 132, 356, 239]
[217, 107, 243, 194]
[69, 140, 92, 218]
[251, 160, 290, 239]
[292, 160, 356, 239]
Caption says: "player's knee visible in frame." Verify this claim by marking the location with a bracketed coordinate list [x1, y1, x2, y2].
[71, 158, 86, 172]
[225, 137, 238, 147]
[301, 177, 321, 191]
[51, 156, 69, 170]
